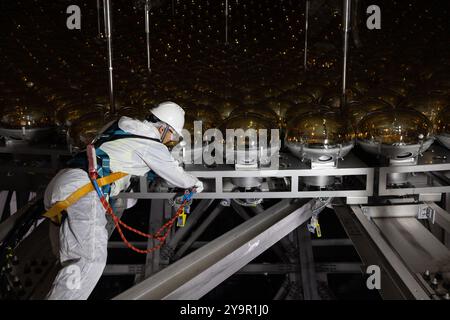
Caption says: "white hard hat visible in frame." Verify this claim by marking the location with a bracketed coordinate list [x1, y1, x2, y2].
[150, 101, 185, 138]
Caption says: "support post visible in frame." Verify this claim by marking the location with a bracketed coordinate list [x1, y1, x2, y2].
[297, 223, 320, 300]
[144, 200, 165, 278]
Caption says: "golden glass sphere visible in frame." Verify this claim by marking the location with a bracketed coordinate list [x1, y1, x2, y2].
[365, 88, 402, 107]
[0, 97, 54, 129]
[67, 111, 116, 151]
[436, 106, 450, 136]
[280, 89, 314, 105]
[303, 84, 327, 102]
[357, 107, 432, 145]
[55, 103, 103, 127]
[347, 98, 392, 125]
[351, 79, 371, 95]
[285, 103, 331, 122]
[401, 94, 450, 130]
[321, 88, 360, 109]
[285, 111, 355, 147]
[261, 98, 294, 118]
[229, 105, 280, 127]
[436, 106, 450, 149]
[117, 105, 146, 120]
[214, 98, 241, 119]
[183, 104, 221, 134]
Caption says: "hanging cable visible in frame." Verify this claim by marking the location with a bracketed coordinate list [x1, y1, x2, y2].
[303, 0, 310, 70]
[145, 0, 151, 72]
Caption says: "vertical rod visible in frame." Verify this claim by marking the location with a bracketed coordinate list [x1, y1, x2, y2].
[145, 0, 151, 73]
[104, 0, 115, 114]
[225, 0, 229, 44]
[341, 0, 352, 112]
[97, 0, 103, 38]
[103, 0, 108, 35]
[303, 0, 310, 70]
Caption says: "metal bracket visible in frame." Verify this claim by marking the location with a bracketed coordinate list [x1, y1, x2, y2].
[417, 206, 435, 223]
[360, 203, 435, 223]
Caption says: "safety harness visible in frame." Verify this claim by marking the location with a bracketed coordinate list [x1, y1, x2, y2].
[43, 120, 161, 224]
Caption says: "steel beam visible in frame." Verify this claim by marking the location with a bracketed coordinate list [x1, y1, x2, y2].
[232, 201, 291, 263]
[160, 199, 214, 261]
[297, 224, 320, 299]
[335, 204, 427, 299]
[113, 199, 314, 300]
[0, 191, 9, 222]
[173, 204, 226, 260]
[342, 205, 431, 299]
[108, 238, 353, 249]
[103, 262, 362, 276]
[425, 202, 450, 236]
[371, 217, 450, 273]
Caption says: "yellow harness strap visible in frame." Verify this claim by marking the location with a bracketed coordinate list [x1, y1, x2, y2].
[43, 172, 129, 225]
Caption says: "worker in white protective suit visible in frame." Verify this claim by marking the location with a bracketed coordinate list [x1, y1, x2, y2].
[43, 101, 203, 300]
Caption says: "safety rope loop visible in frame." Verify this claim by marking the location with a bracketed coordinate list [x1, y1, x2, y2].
[101, 190, 194, 254]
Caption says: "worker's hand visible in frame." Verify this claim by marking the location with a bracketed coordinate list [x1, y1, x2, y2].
[193, 180, 204, 193]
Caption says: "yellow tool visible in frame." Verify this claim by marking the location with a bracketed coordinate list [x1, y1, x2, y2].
[177, 207, 187, 227]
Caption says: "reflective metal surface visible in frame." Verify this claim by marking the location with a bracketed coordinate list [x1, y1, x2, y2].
[357, 107, 432, 146]
[285, 110, 355, 162]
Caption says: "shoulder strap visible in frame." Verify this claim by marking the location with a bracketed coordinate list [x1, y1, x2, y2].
[93, 120, 161, 147]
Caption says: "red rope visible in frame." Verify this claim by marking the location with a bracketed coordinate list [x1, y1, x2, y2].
[100, 196, 188, 254]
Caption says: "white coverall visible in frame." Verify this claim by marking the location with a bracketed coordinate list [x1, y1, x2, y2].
[44, 116, 199, 300]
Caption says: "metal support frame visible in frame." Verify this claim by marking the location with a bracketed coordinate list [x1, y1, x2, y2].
[113, 199, 314, 299]
[108, 238, 353, 250]
[103, 262, 362, 276]
[143, 200, 166, 278]
[378, 145, 450, 196]
[297, 224, 320, 299]
[445, 193, 450, 248]
[116, 153, 373, 201]
[335, 204, 429, 299]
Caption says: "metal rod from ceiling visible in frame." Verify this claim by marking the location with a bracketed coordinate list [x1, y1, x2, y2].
[104, 0, 115, 115]
[303, 0, 310, 70]
[341, 0, 352, 112]
[225, 0, 229, 44]
[97, 0, 104, 38]
[145, 0, 151, 73]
